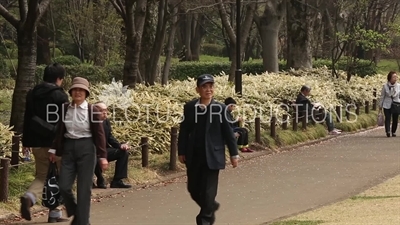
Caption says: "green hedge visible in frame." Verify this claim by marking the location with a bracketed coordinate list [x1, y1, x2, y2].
[169, 59, 377, 80]
[52, 55, 81, 65]
[36, 63, 124, 84]
[33, 58, 377, 85]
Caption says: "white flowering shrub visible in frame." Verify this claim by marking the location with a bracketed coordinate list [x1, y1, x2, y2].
[90, 69, 385, 154]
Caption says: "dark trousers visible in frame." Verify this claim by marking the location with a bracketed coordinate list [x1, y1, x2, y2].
[383, 108, 399, 134]
[94, 147, 129, 182]
[187, 159, 220, 225]
[234, 127, 248, 146]
[59, 138, 96, 225]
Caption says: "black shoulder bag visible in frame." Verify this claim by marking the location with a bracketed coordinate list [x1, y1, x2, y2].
[388, 84, 400, 114]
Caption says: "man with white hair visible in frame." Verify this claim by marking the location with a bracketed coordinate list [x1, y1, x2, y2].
[93, 101, 132, 189]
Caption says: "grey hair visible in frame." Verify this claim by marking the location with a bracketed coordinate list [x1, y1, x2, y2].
[300, 85, 311, 92]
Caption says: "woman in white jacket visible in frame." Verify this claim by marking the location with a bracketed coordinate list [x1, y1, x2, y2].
[379, 71, 400, 137]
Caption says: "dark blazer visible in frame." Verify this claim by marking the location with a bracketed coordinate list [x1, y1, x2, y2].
[103, 119, 121, 149]
[178, 99, 238, 170]
[295, 93, 314, 116]
[51, 103, 107, 159]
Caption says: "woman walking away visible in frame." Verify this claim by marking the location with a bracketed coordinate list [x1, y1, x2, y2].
[49, 77, 108, 225]
[379, 71, 400, 137]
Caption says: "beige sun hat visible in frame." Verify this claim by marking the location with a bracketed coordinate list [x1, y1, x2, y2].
[68, 77, 90, 96]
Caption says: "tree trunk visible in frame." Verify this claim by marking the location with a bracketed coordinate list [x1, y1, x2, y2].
[37, 23, 51, 65]
[162, 5, 178, 85]
[255, 0, 285, 73]
[92, 0, 106, 66]
[10, 31, 37, 132]
[147, 0, 168, 85]
[216, 0, 256, 81]
[123, 0, 147, 88]
[286, 0, 317, 69]
[184, 13, 192, 61]
[190, 14, 205, 61]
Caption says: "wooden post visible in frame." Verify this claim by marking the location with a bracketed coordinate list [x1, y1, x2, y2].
[365, 101, 370, 114]
[11, 135, 20, 168]
[346, 104, 351, 121]
[270, 116, 276, 138]
[355, 103, 360, 115]
[255, 117, 261, 143]
[282, 114, 288, 130]
[0, 158, 10, 202]
[292, 113, 298, 131]
[302, 115, 307, 130]
[169, 127, 178, 171]
[141, 137, 149, 168]
[335, 106, 341, 123]
[318, 108, 324, 123]
[372, 89, 377, 110]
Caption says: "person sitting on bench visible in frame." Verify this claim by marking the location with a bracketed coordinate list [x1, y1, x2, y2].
[93, 101, 132, 189]
[295, 85, 341, 135]
[224, 97, 254, 152]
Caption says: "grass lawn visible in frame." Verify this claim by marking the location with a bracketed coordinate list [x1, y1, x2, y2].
[376, 59, 399, 74]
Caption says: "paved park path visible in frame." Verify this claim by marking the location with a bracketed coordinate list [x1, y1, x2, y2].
[10, 127, 400, 225]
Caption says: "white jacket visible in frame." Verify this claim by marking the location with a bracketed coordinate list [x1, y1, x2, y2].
[379, 82, 400, 109]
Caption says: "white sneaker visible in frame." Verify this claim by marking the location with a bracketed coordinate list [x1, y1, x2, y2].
[334, 128, 342, 132]
[329, 130, 341, 135]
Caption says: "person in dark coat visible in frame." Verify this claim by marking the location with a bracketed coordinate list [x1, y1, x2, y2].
[20, 63, 69, 223]
[178, 74, 239, 225]
[93, 101, 132, 189]
[295, 85, 341, 135]
[224, 97, 253, 152]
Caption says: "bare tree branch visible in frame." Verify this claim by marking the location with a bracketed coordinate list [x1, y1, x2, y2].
[0, 3, 19, 28]
[110, 0, 126, 21]
[215, 0, 236, 43]
[36, 0, 51, 25]
[18, 0, 27, 22]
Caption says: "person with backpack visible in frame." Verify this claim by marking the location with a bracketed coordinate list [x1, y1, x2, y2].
[20, 63, 69, 223]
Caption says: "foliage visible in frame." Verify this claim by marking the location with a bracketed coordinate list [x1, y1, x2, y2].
[52, 55, 82, 66]
[35, 64, 110, 85]
[0, 39, 17, 58]
[0, 122, 14, 157]
[201, 43, 225, 57]
[169, 59, 377, 80]
[0, 54, 9, 78]
[87, 68, 384, 154]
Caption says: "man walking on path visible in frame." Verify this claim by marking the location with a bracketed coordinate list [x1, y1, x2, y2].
[178, 74, 239, 225]
[21, 63, 69, 223]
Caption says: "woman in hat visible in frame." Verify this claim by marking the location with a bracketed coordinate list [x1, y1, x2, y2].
[48, 77, 108, 225]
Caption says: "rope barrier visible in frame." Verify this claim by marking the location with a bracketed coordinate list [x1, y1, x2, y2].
[8, 160, 35, 168]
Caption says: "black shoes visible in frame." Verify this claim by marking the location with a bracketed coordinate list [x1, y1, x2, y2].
[110, 180, 132, 188]
[393, 133, 397, 137]
[20, 196, 32, 221]
[387, 132, 397, 137]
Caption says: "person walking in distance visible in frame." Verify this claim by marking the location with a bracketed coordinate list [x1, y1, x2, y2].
[379, 71, 400, 137]
[20, 63, 69, 223]
[178, 74, 239, 225]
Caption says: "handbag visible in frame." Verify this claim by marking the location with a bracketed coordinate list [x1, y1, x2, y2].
[42, 162, 63, 210]
[377, 113, 384, 126]
[28, 90, 56, 137]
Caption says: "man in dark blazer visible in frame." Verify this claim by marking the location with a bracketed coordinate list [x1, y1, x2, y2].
[178, 74, 239, 225]
[93, 102, 132, 189]
[295, 85, 341, 135]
